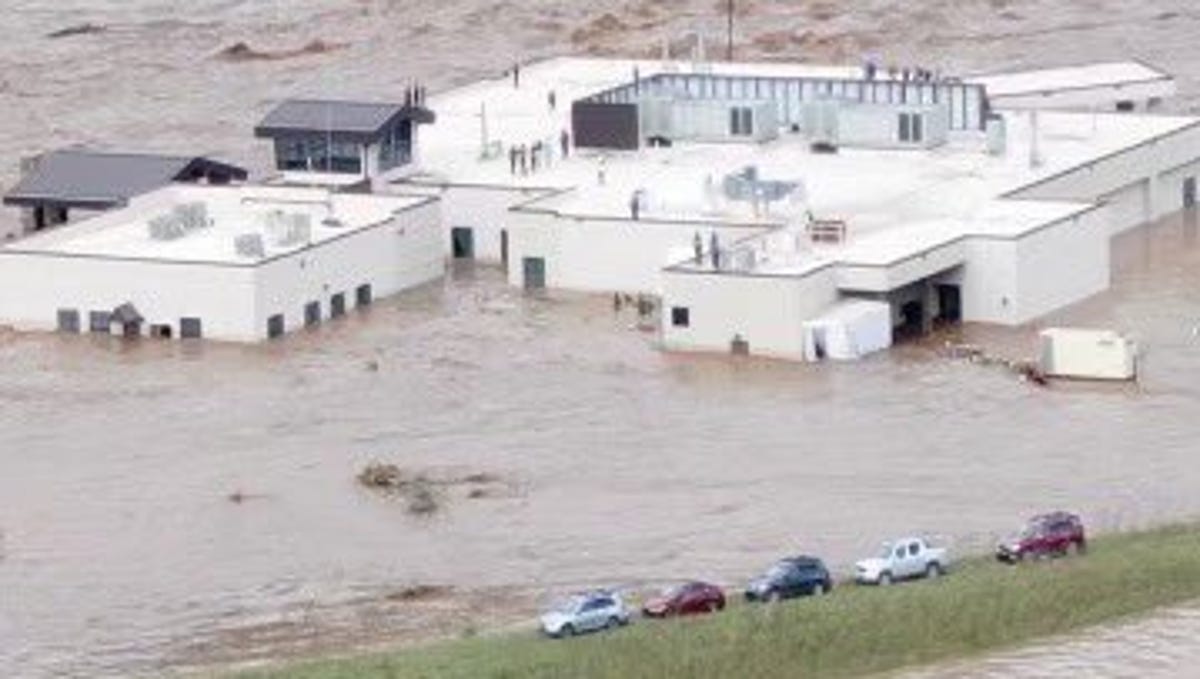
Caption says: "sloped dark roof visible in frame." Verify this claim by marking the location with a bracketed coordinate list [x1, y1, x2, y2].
[3, 150, 248, 210]
[254, 99, 436, 143]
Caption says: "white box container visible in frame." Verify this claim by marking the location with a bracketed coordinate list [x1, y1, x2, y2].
[1038, 328, 1138, 381]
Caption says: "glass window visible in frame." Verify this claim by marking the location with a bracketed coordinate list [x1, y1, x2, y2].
[912, 114, 924, 142]
[898, 113, 912, 142]
[894, 546, 906, 559]
[908, 543, 920, 556]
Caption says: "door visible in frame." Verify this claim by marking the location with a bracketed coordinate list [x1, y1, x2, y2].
[891, 544, 909, 578]
[936, 285, 961, 323]
[1184, 177, 1197, 209]
[522, 256, 546, 290]
[451, 227, 475, 259]
[500, 229, 509, 267]
[901, 542, 923, 578]
[579, 598, 609, 631]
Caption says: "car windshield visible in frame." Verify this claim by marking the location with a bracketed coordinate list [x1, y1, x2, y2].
[765, 563, 793, 580]
[878, 543, 894, 559]
[546, 597, 583, 614]
[660, 584, 685, 598]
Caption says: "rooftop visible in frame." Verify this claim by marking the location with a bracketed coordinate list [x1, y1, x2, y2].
[3, 184, 430, 265]
[408, 57, 1197, 278]
[255, 99, 436, 143]
[2, 149, 247, 210]
[967, 61, 1172, 100]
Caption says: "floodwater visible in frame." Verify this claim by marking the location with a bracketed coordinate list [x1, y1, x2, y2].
[3, 1, 1200, 677]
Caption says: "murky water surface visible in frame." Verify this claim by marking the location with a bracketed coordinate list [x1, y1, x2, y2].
[3, 1, 1200, 677]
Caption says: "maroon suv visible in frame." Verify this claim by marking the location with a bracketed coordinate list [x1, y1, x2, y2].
[996, 512, 1087, 562]
[641, 581, 725, 618]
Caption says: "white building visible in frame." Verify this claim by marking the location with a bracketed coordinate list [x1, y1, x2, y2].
[393, 56, 1200, 361]
[0, 185, 442, 342]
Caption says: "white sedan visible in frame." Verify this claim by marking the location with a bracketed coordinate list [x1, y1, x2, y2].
[539, 591, 631, 638]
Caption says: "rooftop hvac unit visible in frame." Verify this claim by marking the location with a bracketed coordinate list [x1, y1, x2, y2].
[234, 233, 265, 259]
[264, 210, 313, 247]
[147, 202, 211, 240]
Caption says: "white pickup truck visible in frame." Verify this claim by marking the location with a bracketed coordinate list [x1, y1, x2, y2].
[854, 537, 948, 585]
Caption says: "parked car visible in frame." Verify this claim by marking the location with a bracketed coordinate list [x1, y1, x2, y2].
[744, 556, 833, 603]
[539, 590, 630, 638]
[855, 537, 948, 585]
[642, 581, 726, 618]
[996, 512, 1087, 563]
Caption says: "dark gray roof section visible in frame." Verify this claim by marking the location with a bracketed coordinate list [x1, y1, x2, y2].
[254, 99, 436, 143]
[3, 149, 248, 210]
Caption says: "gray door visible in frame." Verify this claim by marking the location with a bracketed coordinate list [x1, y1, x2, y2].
[1184, 177, 1197, 209]
[522, 257, 546, 290]
[267, 314, 285, 339]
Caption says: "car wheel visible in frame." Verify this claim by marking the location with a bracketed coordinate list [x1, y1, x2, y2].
[606, 616, 621, 629]
[879, 572, 893, 586]
[560, 624, 575, 638]
[705, 601, 719, 614]
[926, 563, 943, 579]
[766, 589, 782, 604]
[1072, 541, 1087, 556]
[811, 582, 826, 597]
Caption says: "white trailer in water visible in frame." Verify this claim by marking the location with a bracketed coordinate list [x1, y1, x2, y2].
[802, 300, 892, 362]
[1038, 328, 1138, 381]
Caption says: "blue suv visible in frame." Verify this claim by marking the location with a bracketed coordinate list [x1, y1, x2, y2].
[744, 556, 833, 603]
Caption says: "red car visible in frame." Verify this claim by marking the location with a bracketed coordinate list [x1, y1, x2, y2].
[996, 512, 1087, 562]
[641, 581, 725, 618]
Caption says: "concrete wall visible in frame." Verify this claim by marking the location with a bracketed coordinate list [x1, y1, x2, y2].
[951, 207, 1110, 325]
[253, 198, 443, 338]
[397, 183, 547, 264]
[0, 199, 443, 342]
[660, 266, 839, 359]
[505, 209, 773, 294]
[0, 253, 259, 340]
[1009, 206, 1110, 323]
[836, 104, 949, 150]
[1009, 120, 1200, 234]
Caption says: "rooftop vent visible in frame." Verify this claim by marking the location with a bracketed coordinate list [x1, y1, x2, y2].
[234, 233, 265, 259]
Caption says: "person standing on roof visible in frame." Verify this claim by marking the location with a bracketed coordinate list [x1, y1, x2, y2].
[509, 146, 518, 175]
[513, 62, 521, 89]
[693, 231, 703, 264]
[597, 156, 607, 186]
[560, 129, 571, 159]
[710, 231, 720, 269]
[548, 90, 557, 111]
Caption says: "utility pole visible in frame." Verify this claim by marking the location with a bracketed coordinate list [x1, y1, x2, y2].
[726, 0, 735, 62]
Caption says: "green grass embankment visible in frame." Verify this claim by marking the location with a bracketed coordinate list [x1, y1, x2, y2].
[231, 524, 1200, 679]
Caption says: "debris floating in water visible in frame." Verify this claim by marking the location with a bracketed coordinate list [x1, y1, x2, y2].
[46, 23, 106, 39]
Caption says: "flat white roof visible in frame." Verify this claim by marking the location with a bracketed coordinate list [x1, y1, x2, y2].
[5, 184, 429, 264]
[410, 57, 1197, 278]
[968, 61, 1170, 98]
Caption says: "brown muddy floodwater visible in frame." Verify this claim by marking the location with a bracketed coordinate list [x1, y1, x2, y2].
[3, 1, 1200, 677]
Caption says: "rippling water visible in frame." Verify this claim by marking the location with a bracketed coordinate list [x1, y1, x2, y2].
[3, 1, 1200, 677]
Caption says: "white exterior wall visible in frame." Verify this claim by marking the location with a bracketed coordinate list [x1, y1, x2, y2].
[0, 254, 259, 340]
[660, 267, 839, 359]
[1009, 207, 1110, 324]
[837, 105, 949, 150]
[1009, 121, 1200, 234]
[0, 198, 443, 342]
[506, 210, 773, 294]
[399, 183, 544, 263]
[953, 208, 1109, 325]
[253, 198, 443, 337]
